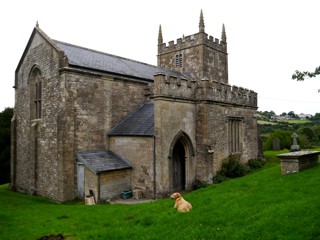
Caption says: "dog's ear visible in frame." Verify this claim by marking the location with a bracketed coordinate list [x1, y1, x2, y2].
[176, 193, 182, 198]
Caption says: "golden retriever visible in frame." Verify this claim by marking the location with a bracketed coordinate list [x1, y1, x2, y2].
[170, 192, 192, 212]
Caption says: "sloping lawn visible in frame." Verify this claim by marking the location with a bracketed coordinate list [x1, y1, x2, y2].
[1, 152, 319, 240]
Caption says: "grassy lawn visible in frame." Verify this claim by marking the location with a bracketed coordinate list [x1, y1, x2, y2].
[1, 151, 320, 240]
[257, 120, 278, 125]
[279, 119, 311, 124]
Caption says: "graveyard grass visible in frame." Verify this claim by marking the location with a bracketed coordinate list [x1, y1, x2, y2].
[1, 149, 319, 240]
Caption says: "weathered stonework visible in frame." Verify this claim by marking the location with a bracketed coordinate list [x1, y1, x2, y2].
[12, 12, 259, 202]
[277, 151, 320, 175]
[109, 136, 154, 197]
[84, 168, 131, 201]
[158, 32, 228, 83]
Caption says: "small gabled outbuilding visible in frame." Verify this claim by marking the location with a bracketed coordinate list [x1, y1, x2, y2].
[77, 150, 132, 202]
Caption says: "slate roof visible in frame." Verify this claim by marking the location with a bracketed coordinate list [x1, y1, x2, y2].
[108, 102, 154, 136]
[76, 150, 132, 174]
[54, 40, 188, 81]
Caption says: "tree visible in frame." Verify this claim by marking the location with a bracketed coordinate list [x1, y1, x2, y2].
[312, 113, 320, 121]
[298, 127, 318, 143]
[264, 130, 293, 150]
[292, 66, 320, 92]
[292, 66, 320, 81]
[257, 110, 276, 121]
[0, 107, 13, 184]
[287, 111, 297, 119]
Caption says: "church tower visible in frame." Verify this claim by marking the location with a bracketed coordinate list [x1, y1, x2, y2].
[157, 10, 228, 84]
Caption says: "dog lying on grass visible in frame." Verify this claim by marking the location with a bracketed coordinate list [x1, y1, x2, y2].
[170, 192, 192, 212]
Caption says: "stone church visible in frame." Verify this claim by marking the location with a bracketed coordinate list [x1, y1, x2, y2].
[11, 11, 259, 202]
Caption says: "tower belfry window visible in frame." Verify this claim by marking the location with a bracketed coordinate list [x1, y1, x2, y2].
[176, 54, 183, 67]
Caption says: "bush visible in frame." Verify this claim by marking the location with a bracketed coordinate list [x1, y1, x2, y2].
[264, 130, 293, 150]
[247, 158, 266, 170]
[192, 179, 209, 190]
[212, 174, 230, 184]
[220, 154, 250, 178]
[212, 154, 250, 184]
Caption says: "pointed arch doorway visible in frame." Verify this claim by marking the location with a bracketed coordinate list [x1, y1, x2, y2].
[172, 139, 186, 191]
[169, 131, 195, 192]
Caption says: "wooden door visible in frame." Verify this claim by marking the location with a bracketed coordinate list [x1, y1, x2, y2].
[172, 140, 186, 191]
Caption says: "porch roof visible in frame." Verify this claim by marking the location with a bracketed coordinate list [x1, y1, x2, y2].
[76, 150, 132, 174]
[108, 102, 154, 136]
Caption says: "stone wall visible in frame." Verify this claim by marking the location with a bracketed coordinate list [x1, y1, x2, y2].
[84, 167, 131, 201]
[203, 105, 258, 178]
[100, 169, 131, 200]
[109, 78, 149, 129]
[109, 136, 154, 197]
[13, 31, 65, 201]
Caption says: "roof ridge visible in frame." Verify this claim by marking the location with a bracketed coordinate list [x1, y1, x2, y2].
[53, 39, 158, 68]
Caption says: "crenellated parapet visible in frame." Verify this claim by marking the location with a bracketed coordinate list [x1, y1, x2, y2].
[196, 79, 257, 107]
[153, 73, 256, 107]
[153, 72, 196, 100]
[158, 32, 227, 55]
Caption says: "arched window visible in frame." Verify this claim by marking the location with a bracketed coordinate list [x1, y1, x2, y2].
[29, 68, 42, 119]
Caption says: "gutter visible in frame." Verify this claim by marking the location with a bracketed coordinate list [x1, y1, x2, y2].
[153, 135, 156, 198]
[97, 174, 101, 204]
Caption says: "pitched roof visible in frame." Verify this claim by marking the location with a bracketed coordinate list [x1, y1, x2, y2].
[108, 102, 154, 136]
[54, 40, 188, 81]
[76, 150, 132, 174]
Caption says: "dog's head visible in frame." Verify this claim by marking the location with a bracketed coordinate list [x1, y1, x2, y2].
[170, 192, 182, 199]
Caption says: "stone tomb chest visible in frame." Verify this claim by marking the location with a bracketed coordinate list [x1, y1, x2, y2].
[277, 151, 320, 175]
[77, 150, 132, 202]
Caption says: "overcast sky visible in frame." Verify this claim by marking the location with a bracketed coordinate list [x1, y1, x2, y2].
[1, 0, 319, 115]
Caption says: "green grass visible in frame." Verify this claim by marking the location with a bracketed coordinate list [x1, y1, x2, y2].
[1, 152, 320, 240]
[257, 120, 278, 125]
[279, 119, 311, 124]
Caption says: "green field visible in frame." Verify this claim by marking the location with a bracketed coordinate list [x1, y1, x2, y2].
[257, 120, 278, 125]
[1, 151, 320, 240]
[258, 119, 311, 125]
[279, 119, 311, 124]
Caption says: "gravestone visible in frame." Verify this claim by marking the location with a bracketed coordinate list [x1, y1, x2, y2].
[272, 138, 280, 151]
[290, 133, 300, 151]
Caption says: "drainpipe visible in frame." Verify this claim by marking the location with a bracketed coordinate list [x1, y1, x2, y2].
[153, 135, 156, 198]
[97, 174, 101, 204]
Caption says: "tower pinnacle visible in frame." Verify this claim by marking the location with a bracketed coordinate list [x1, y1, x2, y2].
[158, 25, 163, 45]
[36, 21, 39, 28]
[221, 24, 227, 43]
[199, 10, 205, 33]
